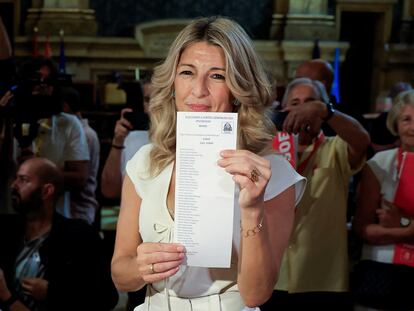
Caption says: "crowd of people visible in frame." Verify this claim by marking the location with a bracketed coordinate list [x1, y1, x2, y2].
[1, 14, 414, 311]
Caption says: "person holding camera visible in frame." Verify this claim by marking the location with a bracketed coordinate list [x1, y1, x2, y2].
[62, 87, 100, 225]
[101, 78, 152, 309]
[10, 58, 90, 222]
[101, 77, 152, 199]
[261, 77, 370, 310]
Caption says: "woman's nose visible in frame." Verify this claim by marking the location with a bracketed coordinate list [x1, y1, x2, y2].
[192, 76, 209, 98]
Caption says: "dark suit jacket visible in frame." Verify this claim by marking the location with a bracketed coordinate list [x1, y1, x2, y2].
[0, 213, 118, 311]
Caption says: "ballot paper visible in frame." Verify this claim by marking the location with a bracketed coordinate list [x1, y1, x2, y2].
[174, 112, 238, 268]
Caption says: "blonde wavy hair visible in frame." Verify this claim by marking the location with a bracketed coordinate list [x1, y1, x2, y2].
[148, 16, 275, 177]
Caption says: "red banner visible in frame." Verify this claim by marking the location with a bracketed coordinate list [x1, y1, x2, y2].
[393, 150, 414, 267]
[272, 132, 296, 168]
[394, 151, 414, 217]
[394, 244, 414, 267]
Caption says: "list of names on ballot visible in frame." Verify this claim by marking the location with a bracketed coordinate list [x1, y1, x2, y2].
[175, 112, 238, 268]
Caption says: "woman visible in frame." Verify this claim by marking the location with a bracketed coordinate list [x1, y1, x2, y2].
[353, 90, 414, 310]
[111, 16, 305, 311]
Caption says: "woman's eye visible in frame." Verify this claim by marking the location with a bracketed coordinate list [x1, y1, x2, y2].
[211, 73, 225, 80]
[179, 70, 193, 76]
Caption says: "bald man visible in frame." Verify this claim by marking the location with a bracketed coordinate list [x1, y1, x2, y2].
[295, 59, 334, 94]
[0, 157, 118, 311]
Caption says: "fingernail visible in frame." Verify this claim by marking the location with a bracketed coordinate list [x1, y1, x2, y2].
[177, 246, 185, 252]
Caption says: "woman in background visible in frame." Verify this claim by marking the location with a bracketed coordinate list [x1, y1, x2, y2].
[353, 90, 414, 310]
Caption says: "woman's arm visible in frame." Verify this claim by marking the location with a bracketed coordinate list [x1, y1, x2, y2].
[218, 150, 296, 307]
[238, 185, 295, 307]
[111, 175, 144, 291]
[353, 165, 414, 245]
[111, 176, 185, 292]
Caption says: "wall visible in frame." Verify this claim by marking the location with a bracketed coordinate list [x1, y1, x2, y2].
[90, 0, 273, 39]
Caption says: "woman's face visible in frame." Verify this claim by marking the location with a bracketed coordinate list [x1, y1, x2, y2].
[397, 104, 414, 150]
[174, 41, 233, 113]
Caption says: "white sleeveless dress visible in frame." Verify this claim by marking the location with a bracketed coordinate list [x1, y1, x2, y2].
[126, 144, 306, 311]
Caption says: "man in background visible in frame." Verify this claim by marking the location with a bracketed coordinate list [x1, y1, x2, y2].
[101, 76, 152, 199]
[62, 87, 100, 225]
[11, 58, 90, 221]
[0, 157, 118, 311]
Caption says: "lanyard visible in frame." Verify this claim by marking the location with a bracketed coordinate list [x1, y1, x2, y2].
[396, 147, 407, 179]
[297, 132, 325, 174]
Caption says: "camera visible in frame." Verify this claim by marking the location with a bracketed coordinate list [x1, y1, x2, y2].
[271, 110, 289, 131]
[5, 72, 72, 122]
[0, 57, 72, 122]
[0, 58, 73, 148]
[123, 111, 149, 131]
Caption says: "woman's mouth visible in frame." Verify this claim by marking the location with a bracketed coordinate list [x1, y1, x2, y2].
[188, 104, 210, 112]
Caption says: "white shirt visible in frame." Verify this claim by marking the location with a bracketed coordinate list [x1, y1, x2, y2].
[121, 130, 149, 176]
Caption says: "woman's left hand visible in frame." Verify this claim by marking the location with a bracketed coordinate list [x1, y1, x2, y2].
[377, 200, 403, 228]
[218, 150, 270, 209]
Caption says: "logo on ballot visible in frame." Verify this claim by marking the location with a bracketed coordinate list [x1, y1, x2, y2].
[222, 122, 233, 134]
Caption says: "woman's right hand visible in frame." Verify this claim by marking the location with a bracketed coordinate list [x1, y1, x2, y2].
[136, 242, 186, 283]
[112, 108, 134, 146]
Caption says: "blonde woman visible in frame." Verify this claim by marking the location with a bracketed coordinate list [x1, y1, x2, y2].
[111, 16, 305, 311]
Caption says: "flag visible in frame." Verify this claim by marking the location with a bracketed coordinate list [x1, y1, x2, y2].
[59, 29, 66, 73]
[32, 27, 39, 58]
[44, 34, 52, 58]
[312, 38, 320, 59]
[331, 47, 341, 104]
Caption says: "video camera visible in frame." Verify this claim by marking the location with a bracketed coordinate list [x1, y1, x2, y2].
[123, 110, 149, 131]
[4, 71, 72, 122]
[0, 58, 72, 148]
